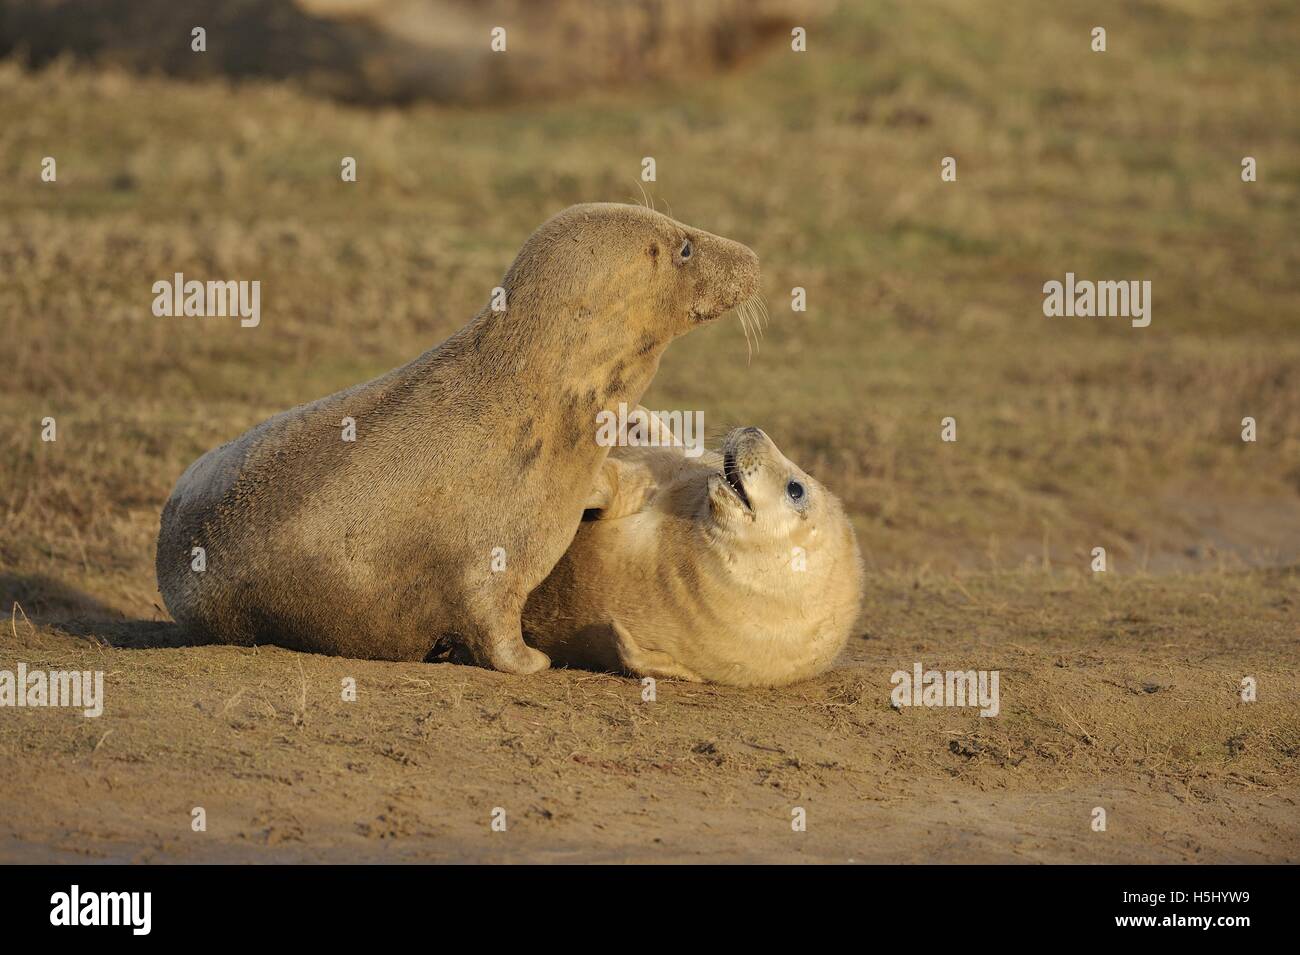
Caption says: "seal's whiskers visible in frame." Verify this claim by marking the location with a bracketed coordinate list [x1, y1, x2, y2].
[730, 292, 769, 365]
[737, 305, 754, 364]
[747, 299, 765, 340]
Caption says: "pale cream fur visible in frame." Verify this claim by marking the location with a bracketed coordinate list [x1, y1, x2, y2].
[523, 410, 865, 686]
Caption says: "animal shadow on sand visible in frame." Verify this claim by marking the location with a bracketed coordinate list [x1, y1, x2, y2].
[1, 572, 204, 650]
[2, 573, 606, 668]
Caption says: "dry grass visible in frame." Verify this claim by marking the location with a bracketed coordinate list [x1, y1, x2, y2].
[3, 1, 1298, 607]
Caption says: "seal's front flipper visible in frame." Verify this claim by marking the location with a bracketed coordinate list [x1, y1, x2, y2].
[610, 620, 703, 682]
[631, 404, 680, 448]
[463, 621, 551, 675]
[584, 457, 656, 520]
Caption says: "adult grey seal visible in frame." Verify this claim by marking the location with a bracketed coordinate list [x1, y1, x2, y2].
[156, 203, 759, 673]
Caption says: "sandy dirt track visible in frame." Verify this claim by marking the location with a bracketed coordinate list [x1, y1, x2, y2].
[3, 572, 1296, 864]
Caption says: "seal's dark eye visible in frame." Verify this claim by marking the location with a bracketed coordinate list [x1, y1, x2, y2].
[786, 480, 805, 502]
[680, 238, 693, 260]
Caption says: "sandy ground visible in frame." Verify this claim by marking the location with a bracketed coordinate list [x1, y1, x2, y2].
[3, 569, 1296, 864]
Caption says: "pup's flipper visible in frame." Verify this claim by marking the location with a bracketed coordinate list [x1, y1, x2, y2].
[611, 620, 704, 682]
[584, 456, 657, 520]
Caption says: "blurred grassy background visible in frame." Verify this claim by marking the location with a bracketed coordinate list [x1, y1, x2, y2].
[2, 0, 1298, 619]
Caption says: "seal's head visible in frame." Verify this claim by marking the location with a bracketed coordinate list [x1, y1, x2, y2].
[705, 427, 848, 556]
[503, 202, 760, 349]
[667, 426, 865, 685]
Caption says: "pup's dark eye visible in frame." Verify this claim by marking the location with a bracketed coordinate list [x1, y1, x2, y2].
[786, 480, 805, 502]
[680, 239, 693, 260]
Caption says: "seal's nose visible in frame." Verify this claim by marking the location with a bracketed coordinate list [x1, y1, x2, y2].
[690, 233, 760, 322]
[725, 426, 772, 464]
